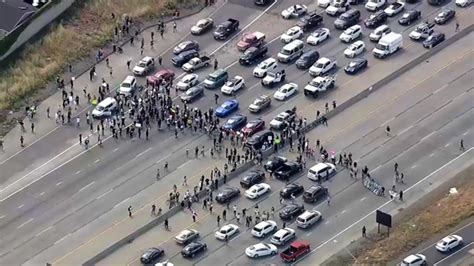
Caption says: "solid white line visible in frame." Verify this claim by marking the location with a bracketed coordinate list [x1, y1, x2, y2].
[300, 147, 474, 260]
[114, 197, 130, 209]
[418, 221, 474, 253]
[54, 233, 70, 245]
[209, 0, 278, 55]
[94, 159, 101, 163]
[56, 181, 62, 186]
[17, 204, 24, 209]
[36, 226, 53, 237]
[341, 210, 347, 214]
[433, 242, 474, 266]
[421, 132, 436, 142]
[135, 147, 152, 158]
[17, 218, 33, 229]
[306, 232, 313, 236]
[96, 189, 113, 200]
[360, 197, 366, 202]
[325, 221, 330, 225]
[75, 170, 82, 175]
[398, 125, 413, 136]
[463, 130, 469, 136]
[78, 181, 95, 193]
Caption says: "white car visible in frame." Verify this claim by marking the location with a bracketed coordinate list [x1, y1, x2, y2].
[456, 0, 472, 7]
[221, 76, 245, 95]
[175, 229, 199, 244]
[245, 183, 271, 199]
[344, 40, 365, 57]
[318, 0, 333, 7]
[132, 56, 155, 75]
[253, 58, 278, 78]
[270, 228, 296, 245]
[273, 83, 298, 100]
[307, 162, 336, 180]
[281, 4, 308, 19]
[369, 25, 391, 42]
[307, 28, 330, 45]
[435, 235, 463, 252]
[176, 74, 199, 91]
[251, 220, 277, 237]
[401, 254, 426, 266]
[215, 224, 239, 240]
[384, 2, 405, 16]
[309, 57, 337, 76]
[245, 243, 278, 258]
[281, 26, 304, 43]
[339, 25, 362, 43]
[326, 0, 349, 16]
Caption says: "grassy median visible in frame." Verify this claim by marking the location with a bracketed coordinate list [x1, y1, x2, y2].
[0, 0, 196, 119]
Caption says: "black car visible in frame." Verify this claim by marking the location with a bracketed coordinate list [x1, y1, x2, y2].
[140, 247, 164, 264]
[171, 49, 199, 67]
[180, 85, 204, 103]
[296, 49, 320, 69]
[173, 40, 199, 55]
[279, 203, 305, 220]
[344, 58, 368, 74]
[239, 46, 268, 65]
[435, 9, 455, 25]
[214, 18, 239, 40]
[215, 186, 240, 203]
[222, 114, 247, 131]
[423, 32, 445, 49]
[398, 10, 421, 26]
[280, 182, 304, 199]
[255, 0, 273, 5]
[364, 11, 387, 28]
[245, 130, 274, 150]
[296, 12, 323, 32]
[303, 185, 328, 203]
[264, 155, 287, 173]
[274, 161, 303, 180]
[240, 170, 265, 188]
[181, 241, 207, 258]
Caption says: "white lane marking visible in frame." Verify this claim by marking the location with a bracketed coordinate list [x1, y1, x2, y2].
[444, 143, 451, 147]
[433, 84, 448, 94]
[209, 0, 279, 55]
[17, 218, 34, 229]
[421, 131, 436, 142]
[371, 165, 381, 172]
[0, 215, 5, 220]
[96, 189, 113, 200]
[78, 181, 95, 193]
[434, 242, 474, 266]
[17, 204, 24, 209]
[36, 226, 53, 237]
[54, 233, 70, 245]
[56, 181, 62, 186]
[114, 197, 130, 209]
[429, 153, 435, 157]
[463, 130, 470, 136]
[94, 159, 101, 163]
[177, 160, 192, 170]
[341, 210, 347, 214]
[39, 191, 45, 196]
[75, 170, 82, 175]
[411, 165, 417, 169]
[300, 148, 474, 260]
[360, 197, 366, 202]
[112, 147, 120, 153]
[398, 125, 413, 136]
[135, 147, 152, 158]
[325, 221, 330, 225]
[306, 232, 313, 236]
[380, 117, 394, 127]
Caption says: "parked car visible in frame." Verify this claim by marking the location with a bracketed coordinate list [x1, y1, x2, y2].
[274, 83, 298, 100]
[296, 49, 320, 69]
[297, 12, 323, 31]
[384, 1, 405, 17]
[339, 25, 362, 42]
[307, 162, 336, 181]
[423, 32, 445, 49]
[435, 235, 463, 252]
[180, 85, 204, 103]
[222, 114, 247, 131]
[309, 57, 337, 76]
[241, 118, 265, 136]
[296, 210, 322, 228]
[344, 40, 365, 57]
[434, 9, 455, 25]
[239, 46, 268, 65]
[215, 224, 239, 240]
[245, 130, 274, 150]
[409, 21, 435, 41]
[264, 156, 287, 173]
[364, 10, 388, 28]
[261, 69, 286, 87]
[281, 26, 304, 43]
[245, 183, 271, 199]
[92, 97, 118, 119]
[221, 76, 245, 95]
[176, 74, 199, 91]
[307, 28, 330, 45]
[398, 10, 421, 25]
[182, 55, 211, 72]
[240, 170, 265, 188]
[281, 4, 308, 19]
[280, 182, 304, 198]
[204, 69, 228, 89]
[274, 162, 303, 180]
[191, 18, 214, 35]
[214, 18, 239, 40]
[271, 228, 296, 245]
[334, 9, 361, 30]
[280, 240, 310, 262]
[369, 24, 391, 42]
[248, 95, 271, 113]
[456, 0, 473, 7]
[253, 57, 278, 78]
[133, 56, 155, 75]
[171, 49, 199, 67]
[401, 254, 427, 266]
[237, 31, 265, 51]
[251, 220, 277, 237]
[175, 229, 199, 244]
[147, 69, 175, 88]
[215, 186, 241, 203]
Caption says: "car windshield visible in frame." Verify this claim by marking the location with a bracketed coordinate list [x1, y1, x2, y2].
[96, 105, 105, 111]
[349, 61, 359, 67]
[226, 80, 237, 86]
[316, 62, 325, 68]
[376, 43, 388, 50]
[178, 42, 190, 49]
[253, 227, 262, 232]
[259, 62, 269, 69]
[137, 61, 147, 67]
[426, 35, 434, 41]
[208, 75, 218, 82]
[266, 72, 276, 78]
[223, 102, 233, 109]
[274, 116, 284, 122]
[309, 79, 321, 86]
[121, 82, 131, 88]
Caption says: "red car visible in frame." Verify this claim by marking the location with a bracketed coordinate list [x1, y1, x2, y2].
[237, 31, 265, 51]
[280, 240, 310, 262]
[147, 69, 175, 87]
[241, 118, 265, 136]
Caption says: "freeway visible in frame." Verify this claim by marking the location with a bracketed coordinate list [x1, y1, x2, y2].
[99, 30, 474, 265]
[0, 0, 471, 264]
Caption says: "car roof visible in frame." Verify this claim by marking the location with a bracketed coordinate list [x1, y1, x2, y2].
[404, 254, 421, 262]
[291, 240, 310, 248]
[98, 97, 116, 107]
[310, 162, 331, 172]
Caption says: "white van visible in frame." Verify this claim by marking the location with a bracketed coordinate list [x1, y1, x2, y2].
[307, 162, 336, 181]
[296, 210, 322, 228]
[119, 75, 137, 96]
[92, 97, 118, 119]
[278, 40, 304, 63]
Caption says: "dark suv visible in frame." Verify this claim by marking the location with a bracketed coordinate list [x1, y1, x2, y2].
[239, 46, 268, 65]
[297, 12, 323, 32]
[303, 185, 328, 203]
[171, 49, 199, 67]
[334, 9, 361, 30]
[364, 10, 388, 28]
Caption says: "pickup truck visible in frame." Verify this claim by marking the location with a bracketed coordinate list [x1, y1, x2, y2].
[304, 75, 336, 98]
[261, 69, 286, 87]
[237, 31, 265, 51]
[280, 240, 310, 262]
[214, 18, 239, 40]
[270, 108, 297, 130]
[181, 55, 211, 72]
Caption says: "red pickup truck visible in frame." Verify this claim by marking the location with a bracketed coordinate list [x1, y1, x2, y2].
[280, 240, 310, 262]
[237, 31, 265, 51]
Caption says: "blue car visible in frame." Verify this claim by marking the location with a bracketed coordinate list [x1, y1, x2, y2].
[222, 114, 247, 131]
[215, 99, 239, 117]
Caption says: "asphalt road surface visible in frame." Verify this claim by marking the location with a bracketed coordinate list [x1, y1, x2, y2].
[0, 0, 471, 264]
[99, 31, 474, 266]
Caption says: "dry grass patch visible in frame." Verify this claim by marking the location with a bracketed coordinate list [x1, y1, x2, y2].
[0, 0, 195, 112]
[355, 178, 474, 264]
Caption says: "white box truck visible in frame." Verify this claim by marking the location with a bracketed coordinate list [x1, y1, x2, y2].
[372, 32, 402, 58]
